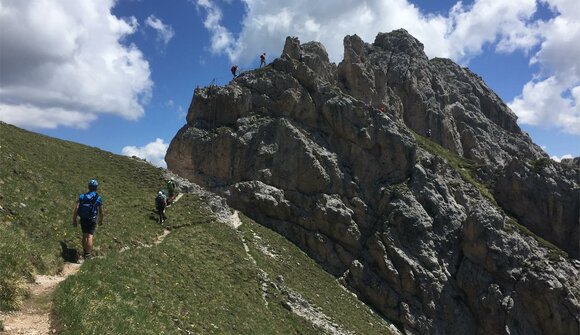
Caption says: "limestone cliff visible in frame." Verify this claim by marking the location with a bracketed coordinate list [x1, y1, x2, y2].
[167, 30, 579, 335]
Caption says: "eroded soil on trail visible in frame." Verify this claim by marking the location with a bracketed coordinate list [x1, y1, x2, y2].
[0, 263, 80, 334]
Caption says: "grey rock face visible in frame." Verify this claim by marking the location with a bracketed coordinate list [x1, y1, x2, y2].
[167, 31, 580, 334]
[338, 29, 545, 167]
[561, 156, 580, 166]
[494, 159, 579, 258]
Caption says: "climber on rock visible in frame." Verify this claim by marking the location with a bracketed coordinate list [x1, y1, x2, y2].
[260, 52, 266, 68]
[231, 64, 238, 78]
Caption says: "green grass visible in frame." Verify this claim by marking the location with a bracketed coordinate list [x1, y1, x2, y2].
[54, 197, 316, 334]
[1, 122, 397, 333]
[412, 131, 496, 204]
[0, 122, 167, 309]
[238, 214, 395, 334]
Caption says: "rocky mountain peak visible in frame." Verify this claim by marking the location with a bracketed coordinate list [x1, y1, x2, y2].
[167, 30, 579, 335]
[373, 29, 428, 59]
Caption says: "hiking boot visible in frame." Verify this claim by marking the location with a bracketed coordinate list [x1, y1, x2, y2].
[83, 253, 92, 260]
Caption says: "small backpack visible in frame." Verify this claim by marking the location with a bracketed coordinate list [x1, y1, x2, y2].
[156, 194, 166, 208]
[78, 192, 100, 219]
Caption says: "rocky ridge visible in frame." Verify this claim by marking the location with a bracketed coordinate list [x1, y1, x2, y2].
[167, 30, 579, 334]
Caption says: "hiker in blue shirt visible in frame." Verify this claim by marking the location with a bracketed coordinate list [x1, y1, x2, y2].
[72, 179, 104, 259]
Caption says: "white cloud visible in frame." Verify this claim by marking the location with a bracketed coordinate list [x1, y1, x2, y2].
[0, 103, 97, 129]
[508, 0, 580, 135]
[550, 153, 573, 162]
[195, 0, 579, 135]
[446, 0, 539, 60]
[0, 0, 152, 129]
[145, 15, 175, 45]
[122, 138, 169, 168]
[195, 0, 540, 63]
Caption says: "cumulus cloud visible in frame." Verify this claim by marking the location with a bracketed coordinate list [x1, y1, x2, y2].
[509, 0, 580, 135]
[550, 153, 573, 162]
[195, 0, 540, 63]
[0, 0, 152, 129]
[145, 15, 175, 45]
[196, 0, 579, 135]
[446, 0, 539, 61]
[0, 103, 97, 129]
[122, 138, 169, 168]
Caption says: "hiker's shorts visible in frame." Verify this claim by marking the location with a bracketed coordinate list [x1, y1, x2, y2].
[80, 217, 97, 235]
[156, 206, 166, 213]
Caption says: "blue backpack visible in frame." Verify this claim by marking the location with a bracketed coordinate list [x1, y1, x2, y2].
[78, 191, 100, 219]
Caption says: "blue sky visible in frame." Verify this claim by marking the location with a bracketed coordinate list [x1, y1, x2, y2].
[1, 0, 578, 166]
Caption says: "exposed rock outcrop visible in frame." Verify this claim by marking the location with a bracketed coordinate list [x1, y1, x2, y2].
[494, 159, 579, 258]
[167, 31, 580, 335]
[337, 31, 545, 167]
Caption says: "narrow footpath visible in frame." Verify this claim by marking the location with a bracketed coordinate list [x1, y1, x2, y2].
[0, 193, 186, 334]
[0, 263, 80, 334]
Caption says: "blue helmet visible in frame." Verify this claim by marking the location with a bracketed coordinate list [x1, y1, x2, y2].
[88, 179, 99, 188]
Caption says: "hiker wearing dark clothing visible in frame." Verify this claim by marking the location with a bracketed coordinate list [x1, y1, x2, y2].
[156, 191, 167, 223]
[72, 179, 104, 259]
[426, 129, 432, 138]
[231, 65, 238, 77]
[260, 52, 266, 67]
[167, 178, 176, 205]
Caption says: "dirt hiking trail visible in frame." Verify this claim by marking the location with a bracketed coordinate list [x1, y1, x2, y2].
[0, 262, 80, 334]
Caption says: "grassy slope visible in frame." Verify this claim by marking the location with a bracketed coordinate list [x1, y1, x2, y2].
[0, 122, 166, 310]
[0, 123, 394, 334]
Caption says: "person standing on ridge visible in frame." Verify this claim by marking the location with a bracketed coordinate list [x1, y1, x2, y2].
[260, 52, 266, 68]
[155, 191, 167, 223]
[167, 177, 176, 205]
[231, 64, 238, 77]
[72, 179, 104, 260]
